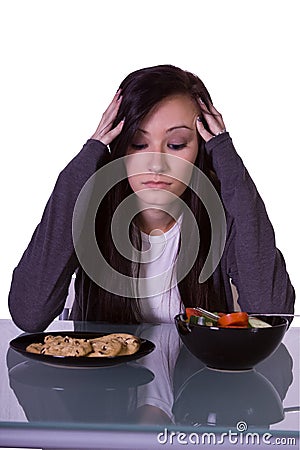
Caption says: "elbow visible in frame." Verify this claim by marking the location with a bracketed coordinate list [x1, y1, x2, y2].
[8, 287, 51, 333]
[9, 299, 50, 333]
[8, 268, 62, 333]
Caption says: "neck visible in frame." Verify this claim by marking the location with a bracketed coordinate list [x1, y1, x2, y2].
[136, 205, 181, 235]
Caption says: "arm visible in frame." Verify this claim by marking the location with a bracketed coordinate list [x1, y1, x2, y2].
[9, 91, 124, 332]
[8, 140, 109, 332]
[197, 102, 295, 314]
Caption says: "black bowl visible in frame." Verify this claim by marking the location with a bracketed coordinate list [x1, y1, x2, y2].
[174, 314, 288, 370]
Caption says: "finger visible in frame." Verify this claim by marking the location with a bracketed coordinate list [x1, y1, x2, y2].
[208, 102, 222, 116]
[199, 98, 224, 125]
[99, 97, 122, 135]
[196, 117, 215, 142]
[105, 89, 121, 112]
[100, 119, 125, 146]
[102, 94, 122, 124]
[198, 97, 220, 116]
[91, 91, 123, 140]
[198, 98, 226, 135]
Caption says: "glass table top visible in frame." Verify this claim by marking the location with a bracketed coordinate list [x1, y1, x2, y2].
[0, 318, 299, 449]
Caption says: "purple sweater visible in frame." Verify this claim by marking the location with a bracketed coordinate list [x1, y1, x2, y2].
[8, 133, 295, 332]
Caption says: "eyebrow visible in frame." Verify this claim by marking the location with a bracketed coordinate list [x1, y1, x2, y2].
[137, 125, 193, 134]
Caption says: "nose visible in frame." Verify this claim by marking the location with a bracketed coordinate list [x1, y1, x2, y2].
[147, 151, 168, 174]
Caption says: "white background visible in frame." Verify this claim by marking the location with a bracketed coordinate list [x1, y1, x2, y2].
[0, 0, 299, 319]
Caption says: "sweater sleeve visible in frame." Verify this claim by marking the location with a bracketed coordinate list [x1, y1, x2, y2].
[206, 133, 295, 314]
[8, 139, 109, 332]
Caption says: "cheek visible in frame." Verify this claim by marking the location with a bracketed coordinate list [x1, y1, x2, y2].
[125, 153, 149, 180]
[169, 157, 195, 187]
[189, 141, 199, 165]
[125, 155, 142, 192]
[171, 180, 189, 198]
[127, 175, 141, 193]
[128, 176, 137, 192]
[182, 143, 199, 183]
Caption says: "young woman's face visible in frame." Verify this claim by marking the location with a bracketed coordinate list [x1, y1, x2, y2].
[125, 95, 199, 207]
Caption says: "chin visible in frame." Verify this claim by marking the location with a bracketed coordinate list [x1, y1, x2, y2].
[136, 190, 179, 208]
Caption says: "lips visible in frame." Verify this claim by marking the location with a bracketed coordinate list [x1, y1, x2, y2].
[142, 180, 172, 188]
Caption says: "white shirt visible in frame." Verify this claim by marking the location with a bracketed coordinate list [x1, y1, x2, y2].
[138, 218, 184, 323]
[135, 323, 182, 422]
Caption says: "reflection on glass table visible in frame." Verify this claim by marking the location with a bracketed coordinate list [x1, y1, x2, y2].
[0, 319, 299, 449]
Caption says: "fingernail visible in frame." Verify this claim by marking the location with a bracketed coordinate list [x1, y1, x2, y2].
[198, 97, 204, 104]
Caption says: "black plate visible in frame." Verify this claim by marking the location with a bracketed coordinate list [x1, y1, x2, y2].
[10, 331, 155, 368]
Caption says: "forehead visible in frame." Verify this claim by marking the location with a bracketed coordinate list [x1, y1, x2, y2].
[139, 95, 198, 131]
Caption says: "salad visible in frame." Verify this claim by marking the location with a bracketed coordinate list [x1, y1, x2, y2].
[185, 308, 272, 328]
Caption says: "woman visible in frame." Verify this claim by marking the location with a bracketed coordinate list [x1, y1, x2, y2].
[8, 65, 295, 332]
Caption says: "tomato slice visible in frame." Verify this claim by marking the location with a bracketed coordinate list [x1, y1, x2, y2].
[217, 312, 249, 328]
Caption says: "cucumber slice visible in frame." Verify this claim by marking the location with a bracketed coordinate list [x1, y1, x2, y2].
[189, 315, 205, 325]
[248, 317, 272, 328]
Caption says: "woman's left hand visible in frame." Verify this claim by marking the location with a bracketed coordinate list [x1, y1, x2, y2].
[196, 99, 227, 142]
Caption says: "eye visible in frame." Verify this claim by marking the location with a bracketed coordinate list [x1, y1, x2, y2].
[168, 143, 187, 150]
[131, 143, 148, 150]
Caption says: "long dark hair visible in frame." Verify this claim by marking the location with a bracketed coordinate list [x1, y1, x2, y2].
[83, 65, 228, 322]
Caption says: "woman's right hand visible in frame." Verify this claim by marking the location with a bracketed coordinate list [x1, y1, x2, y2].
[91, 89, 124, 145]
